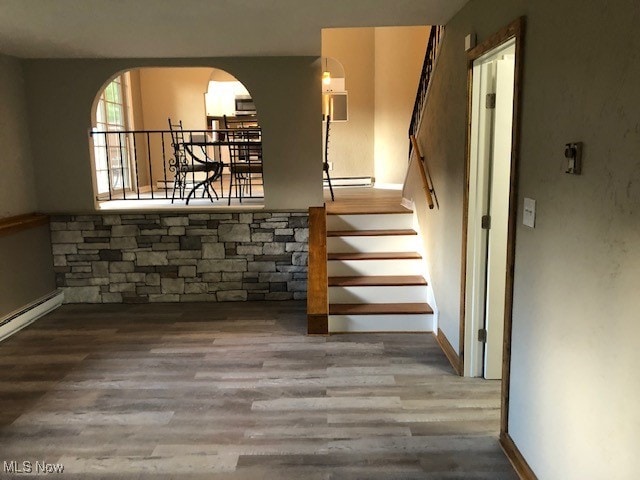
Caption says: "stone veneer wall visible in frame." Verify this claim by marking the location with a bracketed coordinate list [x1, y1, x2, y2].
[50, 212, 308, 303]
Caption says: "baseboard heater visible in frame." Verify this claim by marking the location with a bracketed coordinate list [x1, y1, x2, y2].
[0, 290, 64, 342]
[324, 177, 374, 187]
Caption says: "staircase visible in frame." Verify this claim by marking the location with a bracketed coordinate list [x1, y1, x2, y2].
[326, 210, 434, 332]
[308, 25, 444, 334]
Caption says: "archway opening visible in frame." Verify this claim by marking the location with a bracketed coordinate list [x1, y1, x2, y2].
[90, 67, 263, 208]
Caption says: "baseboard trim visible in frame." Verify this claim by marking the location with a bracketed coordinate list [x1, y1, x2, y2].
[500, 431, 538, 479]
[435, 328, 462, 375]
[326, 177, 374, 187]
[0, 290, 64, 342]
[373, 182, 403, 190]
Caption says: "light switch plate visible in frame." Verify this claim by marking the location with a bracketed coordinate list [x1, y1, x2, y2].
[523, 198, 536, 228]
[465, 33, 477, 51]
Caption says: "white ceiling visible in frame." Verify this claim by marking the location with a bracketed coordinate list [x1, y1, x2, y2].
[0, 0, 468, 58]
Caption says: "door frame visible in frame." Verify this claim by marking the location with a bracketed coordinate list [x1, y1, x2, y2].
[458, 17, 526, 436]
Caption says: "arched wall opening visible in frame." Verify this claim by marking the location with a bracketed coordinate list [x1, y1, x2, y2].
[89, 66, 263, 207]
[25, 56, 322, 213]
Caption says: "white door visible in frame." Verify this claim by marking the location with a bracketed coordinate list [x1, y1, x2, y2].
[464, 60, 495, 377]
[464, 40, 516, 379]
[483, 56, 515, 379]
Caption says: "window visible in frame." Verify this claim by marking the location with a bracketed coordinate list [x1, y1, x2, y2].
[93, 73, 134, 196]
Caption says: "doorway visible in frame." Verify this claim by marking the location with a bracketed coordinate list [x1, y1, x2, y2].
[461, 19, 524, 386]
[464, 39, 516, 379]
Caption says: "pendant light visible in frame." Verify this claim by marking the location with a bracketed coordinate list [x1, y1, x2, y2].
[322, 58, 331, 86]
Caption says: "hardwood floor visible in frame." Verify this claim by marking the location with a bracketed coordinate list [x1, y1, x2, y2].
[0, 302, 516, 479]
[325, 186, 410, 214]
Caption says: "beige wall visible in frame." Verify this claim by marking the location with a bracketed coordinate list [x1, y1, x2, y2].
[322, 28, 375, 179]
[22, 57, 323, 212]
[406, 1, 640, 478]
[133, 67, 213, 187]
[322, 27, 429, 183]
[138, 67, 213, 130]
[0, 54, 55, 318]
[0, 55, 37, 217]
[0, 226, 56, 316]
[127, 69, 151, 188]
[374, 26, 430, 185]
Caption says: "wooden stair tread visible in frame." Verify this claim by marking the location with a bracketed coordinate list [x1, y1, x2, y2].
[327, 210, 412, 215]
[329, 303, 434, 315]
[328, 252, 422, 261]
[328, 275, 427, 287]
[327, 229, 417, 237]
[326, 206, 412, 215]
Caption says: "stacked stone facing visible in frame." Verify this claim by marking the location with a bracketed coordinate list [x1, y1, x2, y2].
[50, 212, 308, 303]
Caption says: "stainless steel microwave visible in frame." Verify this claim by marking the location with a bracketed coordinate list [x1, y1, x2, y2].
[235, 95, 256, 115]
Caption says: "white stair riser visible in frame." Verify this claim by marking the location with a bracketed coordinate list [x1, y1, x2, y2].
[327, 235, 417, 253]
[329, 314, 434, 333]
[327, 259, 422, 276]
[329, 285, 428, 304]
[327, 213, 413, 231]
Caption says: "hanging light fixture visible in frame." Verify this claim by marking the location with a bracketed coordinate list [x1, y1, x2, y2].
[322, 58, 331, 86]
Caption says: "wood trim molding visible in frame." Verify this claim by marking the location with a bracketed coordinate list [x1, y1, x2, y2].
[435, 328, 462, 375]
[500, 16, 526, 437]
[307, 206, 328, 335]
[459, 17, 526, 433]
[500, 432, 538, 479]
[0, 213, 49, 238]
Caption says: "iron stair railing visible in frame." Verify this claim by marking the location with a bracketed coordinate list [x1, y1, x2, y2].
[408, 25, 444, 160]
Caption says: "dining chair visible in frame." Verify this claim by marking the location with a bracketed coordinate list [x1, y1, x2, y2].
[167, 118, 222, 204]
[222, 115, 263, 205]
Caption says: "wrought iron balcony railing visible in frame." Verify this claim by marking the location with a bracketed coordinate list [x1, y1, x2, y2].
[89, 128, 263, 205]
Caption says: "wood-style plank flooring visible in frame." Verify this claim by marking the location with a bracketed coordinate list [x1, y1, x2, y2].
[0, 302, 516, 479]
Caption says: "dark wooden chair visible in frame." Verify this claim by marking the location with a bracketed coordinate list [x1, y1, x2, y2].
[324, 115, 335, 201]
[222, 115, 263, 205]
[167, 118, 222, 204]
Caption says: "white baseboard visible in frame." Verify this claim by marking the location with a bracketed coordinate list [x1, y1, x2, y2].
[0, 290, 64, 342]
[325, 177, 374, 187]
[373, 182, 403, 190]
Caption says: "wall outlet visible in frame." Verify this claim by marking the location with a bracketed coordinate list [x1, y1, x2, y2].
[327, 162, 334, 171]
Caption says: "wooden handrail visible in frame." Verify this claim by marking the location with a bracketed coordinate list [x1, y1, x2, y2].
[409, 136, 435, 210]
[307, 206, 328, 334]
[0, 213, 49, 238]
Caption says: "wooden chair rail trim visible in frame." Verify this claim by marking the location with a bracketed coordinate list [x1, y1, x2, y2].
[307, 206, 328, 334]
[409, 135, 435, 210]
[0, 213, 49, 238]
